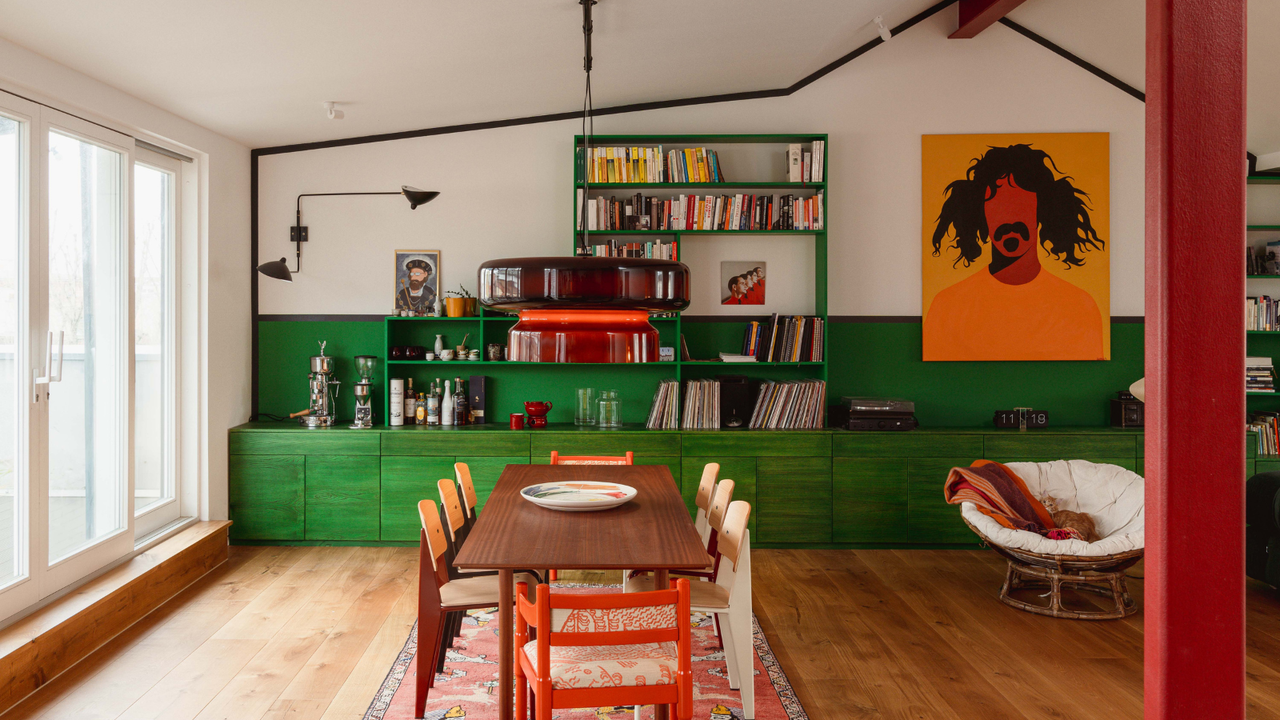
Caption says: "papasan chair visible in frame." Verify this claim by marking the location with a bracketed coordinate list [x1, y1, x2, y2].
[958, 459, 1145, 620]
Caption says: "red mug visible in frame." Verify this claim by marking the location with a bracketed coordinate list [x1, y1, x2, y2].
[524, 401, 552, 417]
[509, 413, 525, 430]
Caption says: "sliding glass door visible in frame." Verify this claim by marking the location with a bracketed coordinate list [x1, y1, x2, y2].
[0, 103, 27, 599]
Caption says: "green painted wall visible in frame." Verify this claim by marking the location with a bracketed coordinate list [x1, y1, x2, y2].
[257, 319, 1144, 428]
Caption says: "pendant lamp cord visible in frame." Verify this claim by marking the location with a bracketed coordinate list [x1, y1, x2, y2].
[578, 0, 597, 257]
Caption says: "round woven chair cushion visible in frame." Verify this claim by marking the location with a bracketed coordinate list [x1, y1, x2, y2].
[960, 460, 1144, 557]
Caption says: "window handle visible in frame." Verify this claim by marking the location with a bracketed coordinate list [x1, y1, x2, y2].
[32, 331, 64, 401]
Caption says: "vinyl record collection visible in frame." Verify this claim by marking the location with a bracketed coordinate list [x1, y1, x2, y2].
[681, 379, 721, 429]
[748, 379, 826, 429]
[742, 314, 824, 362]
[646, 379, 681, 430]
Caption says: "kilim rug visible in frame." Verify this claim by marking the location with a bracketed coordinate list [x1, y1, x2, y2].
[362, 586, 807, 720]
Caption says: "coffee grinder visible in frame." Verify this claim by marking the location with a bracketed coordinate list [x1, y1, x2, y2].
[349, 355, 377, 429]
[297, 341, 341, 428]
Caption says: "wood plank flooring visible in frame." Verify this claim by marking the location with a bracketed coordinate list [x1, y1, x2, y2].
[5, 546, 1280, 719]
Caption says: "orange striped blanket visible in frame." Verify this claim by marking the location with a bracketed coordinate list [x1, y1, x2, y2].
[943, 460, 1057, 535]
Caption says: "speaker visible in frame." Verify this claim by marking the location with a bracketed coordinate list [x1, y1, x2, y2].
[718, 375, 753, 428]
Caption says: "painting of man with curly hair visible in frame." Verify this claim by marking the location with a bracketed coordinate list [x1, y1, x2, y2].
[921, 133, 1110, 361]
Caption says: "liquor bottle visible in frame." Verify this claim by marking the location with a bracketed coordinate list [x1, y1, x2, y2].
[403, 378, 415, 425]
[441, 379, 454, 426]
[453, 377, 469, 426]
[415, 393, 426, 425]
[426, 380, 440, 425]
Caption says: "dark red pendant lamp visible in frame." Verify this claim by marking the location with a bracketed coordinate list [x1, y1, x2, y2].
[478, 0, 691, 362]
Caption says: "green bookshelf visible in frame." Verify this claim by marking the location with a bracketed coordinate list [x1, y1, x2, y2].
[380, 133, 830, 428]
[1247, 175, 1280, 414]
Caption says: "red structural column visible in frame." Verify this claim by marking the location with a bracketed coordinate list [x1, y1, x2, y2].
[1145, 1, 1246, 718]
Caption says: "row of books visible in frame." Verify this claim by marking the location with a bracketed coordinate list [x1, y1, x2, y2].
[579, 146, 724, 184]
[1250, 413, 1280, 455]
[741, 315, 824, 363]
[1248, 296, 1279, 331]
[1249, 356, 1275, 393]
[786, 141, 825, 183]
[681, 379, 721, 430]
[748, 379, 826, 429]
[586, 238, 678, 259]
[646, 379, 681, 430]
[578, 192, 823, 232]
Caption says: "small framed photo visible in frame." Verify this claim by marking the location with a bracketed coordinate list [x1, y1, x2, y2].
[394, 250, 441, 315]
[721, 261, 766, 305]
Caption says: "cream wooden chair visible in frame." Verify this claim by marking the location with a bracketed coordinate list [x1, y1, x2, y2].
[625, 500, 754, 719]
[415, 499, 536, 718]
[454, 461, 481, 525]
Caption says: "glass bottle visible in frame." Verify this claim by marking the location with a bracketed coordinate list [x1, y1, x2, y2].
[415, 393, 426, 425]
[403, 378, 415, 425]
[426, 380, 441, 426]
[453, 377, 469, 426]
[442, 379, 454, 426]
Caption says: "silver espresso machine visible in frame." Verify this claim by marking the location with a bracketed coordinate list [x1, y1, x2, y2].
[296, 341, 341, 428]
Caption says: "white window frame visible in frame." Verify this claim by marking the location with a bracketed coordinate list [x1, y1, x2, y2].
[132, 149, 181, 537]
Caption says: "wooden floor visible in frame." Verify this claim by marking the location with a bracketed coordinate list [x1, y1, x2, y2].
[4, 546, 1280, 719]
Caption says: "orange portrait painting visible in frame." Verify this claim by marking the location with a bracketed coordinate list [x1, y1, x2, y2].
[921, 132, 1110, 361]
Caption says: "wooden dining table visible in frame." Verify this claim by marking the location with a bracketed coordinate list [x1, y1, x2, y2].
[453, 463, 711, 720]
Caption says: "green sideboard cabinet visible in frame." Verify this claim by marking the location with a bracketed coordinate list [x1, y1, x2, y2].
[236, 422, 1264, 547]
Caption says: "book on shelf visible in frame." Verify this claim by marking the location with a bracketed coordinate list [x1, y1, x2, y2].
[578, 145, 724, 184]
[681, 379, 721, 429]
[584, 236, 678, 259]
[1248, 356, 1275, 392]
[578, 191, 823, 232]
[745, 314, 824, 362]
[786, 140, 823, 183]
[718, 352, 756, 363]
[1249, 295, 1278, 331]
[646, 379, 681, 430]
[748, 379, 826, 429]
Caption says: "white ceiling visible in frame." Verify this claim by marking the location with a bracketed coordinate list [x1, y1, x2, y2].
[0, 0, 1275, 154]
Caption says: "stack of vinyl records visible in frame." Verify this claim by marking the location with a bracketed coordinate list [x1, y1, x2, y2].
[646, 380, 680, 430]
[1248, 357, 1275, 393]
[748, 379, 826, 429]
[681, 379, 720, 429]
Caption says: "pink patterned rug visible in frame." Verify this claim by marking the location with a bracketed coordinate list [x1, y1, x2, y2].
[362, 586, 806, 720]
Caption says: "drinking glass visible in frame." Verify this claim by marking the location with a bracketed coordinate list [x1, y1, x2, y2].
[575, 388, 599, 426]
[597, 389, 622, 428]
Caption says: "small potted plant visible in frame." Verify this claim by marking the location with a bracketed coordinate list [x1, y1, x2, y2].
[444, 285, 477, 317]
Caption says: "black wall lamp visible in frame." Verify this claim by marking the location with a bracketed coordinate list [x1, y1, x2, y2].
[256, 185, 440, 282]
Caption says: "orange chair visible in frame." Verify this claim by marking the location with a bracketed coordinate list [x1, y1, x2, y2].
[415, 499, 536, 718]
[549, 450, 634, 465]
[547, 450, 633, 581]
[516, 579, 693, 720]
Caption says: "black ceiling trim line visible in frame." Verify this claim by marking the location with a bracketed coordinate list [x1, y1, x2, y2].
[252, 0, 958, 157]
[997, 18, 1145, 103]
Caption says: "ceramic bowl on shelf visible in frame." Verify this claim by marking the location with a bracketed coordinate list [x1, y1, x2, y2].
[440, 350, 456, 361]
[519, 481, 637, 512]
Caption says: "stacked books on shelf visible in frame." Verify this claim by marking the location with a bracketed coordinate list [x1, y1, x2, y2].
[681, 379, 720, 429]
[742, 314, 824, 362]
[586, 237, 678, 259]
[1249, 357, 1276, 393]
[577, 191, 823, 231]
[786, 141, 824, 183]
[1249, 295, 1278, 331]
[579, 146, 724, 183]
[1250, 413, 1280, 456]
[646, 379, 680, 429]
[748, 379, 826, 429]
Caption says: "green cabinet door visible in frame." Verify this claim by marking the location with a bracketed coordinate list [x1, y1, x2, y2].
[907, 458, 978, 545]
[380, 456, 456, 541]
[456, 455, 529, 512]
[833, 458, 908, 543]
[756, 456, 832, 544]
[680, 457, 756, 536]
[228, 455, 305, 541]
[305, 456, 380, 541]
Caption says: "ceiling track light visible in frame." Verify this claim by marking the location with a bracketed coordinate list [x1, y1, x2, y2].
[875, 15, 892, 42]
[324, 101, 344, 120]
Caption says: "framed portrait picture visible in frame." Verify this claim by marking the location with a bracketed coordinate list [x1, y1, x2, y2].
[921, 132, 1110, 361]
[394, 250, 441, 315]
[721, 261, 766, 305]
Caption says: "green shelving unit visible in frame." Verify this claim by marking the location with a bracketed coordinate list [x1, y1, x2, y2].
[1247, 177, 1280, 458]
[380, 133, 829, 428]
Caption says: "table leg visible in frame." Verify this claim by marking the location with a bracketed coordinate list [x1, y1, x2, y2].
[653, 569, 669, 720]
[499, 568, 513, 720]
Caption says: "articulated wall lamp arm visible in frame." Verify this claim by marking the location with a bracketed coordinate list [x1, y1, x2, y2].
[257, 186, 439, 282]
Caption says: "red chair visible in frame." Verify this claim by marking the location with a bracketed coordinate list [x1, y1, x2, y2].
[549, 450, 634, 465]
[547, 450, 633, 581]
[516, 579, 693, 720]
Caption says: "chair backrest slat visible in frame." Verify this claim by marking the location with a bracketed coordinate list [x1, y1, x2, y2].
[695, 463, 718, 512]
[454, 462, 479, 518]
[549, 450, 634, 465]
[417, 499, 448, 571]
[437, 478, 467, 541]
[718, 501, 751, 571]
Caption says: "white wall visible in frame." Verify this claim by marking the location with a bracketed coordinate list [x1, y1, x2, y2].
[259, 12, 1145, 318]
[0, 37, 251, 521]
